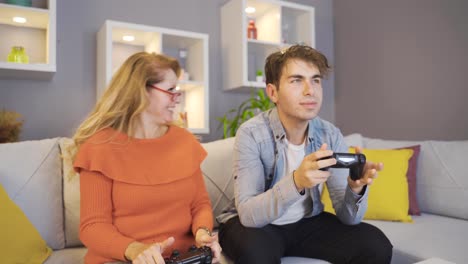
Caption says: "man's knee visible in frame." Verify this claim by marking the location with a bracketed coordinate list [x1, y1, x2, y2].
[220, 233, 283, 264]
[372, 229, 393, 262]
[219, 218, 284, 264]
[235, 247, 282, 264]
[358, 223, 393, 263]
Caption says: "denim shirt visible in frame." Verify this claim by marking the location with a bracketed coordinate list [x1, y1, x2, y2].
[216, 108, 368, 227]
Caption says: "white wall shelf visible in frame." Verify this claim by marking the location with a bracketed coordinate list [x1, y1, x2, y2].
[221, 0, 315, 90]
[96, 20, 210, 134]
[0, 0, 56, 79]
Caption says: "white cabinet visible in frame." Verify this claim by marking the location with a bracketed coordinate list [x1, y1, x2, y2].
[221, 0, 315, 90]
[96, 20, 209, 134]
[0, 0, 56, 79]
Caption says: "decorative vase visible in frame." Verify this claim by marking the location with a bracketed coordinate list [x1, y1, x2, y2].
[178, 48, 190, 80]
[7, 46, 29, 64]
[178, 48, 187, 70]
[247, 20, 257, 39]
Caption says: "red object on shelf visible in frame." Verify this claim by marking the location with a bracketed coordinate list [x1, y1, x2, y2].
[247, 20, 257, 39]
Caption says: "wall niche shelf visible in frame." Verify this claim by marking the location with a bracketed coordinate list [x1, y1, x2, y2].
[221, 0, 315, 91]
[0, 0, 56, 79]
[96, 20, 209, 134]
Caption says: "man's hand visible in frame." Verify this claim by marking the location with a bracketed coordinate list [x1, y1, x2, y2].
[195, 228, 222, 263]
[125, 237, 175, 264]
[347, 146, 384, 194]
[293, 143, 337, 193]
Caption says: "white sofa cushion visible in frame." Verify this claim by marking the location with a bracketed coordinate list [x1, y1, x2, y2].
[201, 137, 236, 226]
[59, 138, 82, 247]
[363, 138, 422, 150]
[366, 214, 468, 264]
[363, 138, 468, 220]
[415, 141, 468, 220]
[343, 133, 364, 148]
[0, 138, 65, 249]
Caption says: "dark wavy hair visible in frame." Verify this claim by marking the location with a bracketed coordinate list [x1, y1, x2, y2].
[265, 44, 331, 89]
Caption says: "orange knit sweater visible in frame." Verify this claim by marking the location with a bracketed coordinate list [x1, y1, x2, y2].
[73, 126, 212, 264]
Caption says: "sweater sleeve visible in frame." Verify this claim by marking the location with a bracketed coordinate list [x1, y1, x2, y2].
[190, 139, 211, 235]
[79, 169, 135, 260]
[190, 168, 214, 235]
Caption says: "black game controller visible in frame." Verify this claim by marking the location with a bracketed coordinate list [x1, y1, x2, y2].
[320, 153, 366, 181]
[164, 245, 212, 264]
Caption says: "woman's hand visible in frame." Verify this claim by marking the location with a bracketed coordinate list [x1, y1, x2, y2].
[125, 237, 175, 264]
[195, 228, 222, 263]
[347, 146, 384, 194]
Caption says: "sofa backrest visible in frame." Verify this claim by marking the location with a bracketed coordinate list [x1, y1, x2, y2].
[0, 138, 65, 250]
[11, 134, 464, 251]
[59, 138, 82, 247]
[363, 137, 468, 220]
[200, 137, 236, 227]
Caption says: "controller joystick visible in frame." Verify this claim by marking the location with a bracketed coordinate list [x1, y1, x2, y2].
[189, 245, 197, 252]
[171, 250, 180, 257]
[320, 153, 366, 181]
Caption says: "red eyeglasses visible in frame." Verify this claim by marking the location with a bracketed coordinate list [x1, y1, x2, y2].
[147, 84, 182, 100]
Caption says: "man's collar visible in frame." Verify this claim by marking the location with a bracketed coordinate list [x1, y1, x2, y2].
[268, 107, 315, 143]
[269, 107, 286, 142]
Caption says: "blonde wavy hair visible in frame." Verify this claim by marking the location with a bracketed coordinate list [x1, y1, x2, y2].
[70, 51, 181, 162]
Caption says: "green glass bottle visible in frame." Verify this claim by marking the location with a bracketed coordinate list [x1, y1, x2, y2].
[7, 46, 29, 64]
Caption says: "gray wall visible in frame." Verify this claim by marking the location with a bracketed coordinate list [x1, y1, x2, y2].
[334, 0, 468, 140]
[0, 0, 334, 142]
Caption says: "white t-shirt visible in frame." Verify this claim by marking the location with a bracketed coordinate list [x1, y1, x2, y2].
[272, 138, 313, 225]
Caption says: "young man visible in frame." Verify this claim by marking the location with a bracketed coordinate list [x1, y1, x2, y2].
[217, 45, 392, 264]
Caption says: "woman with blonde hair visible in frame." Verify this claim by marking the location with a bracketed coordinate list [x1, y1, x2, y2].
[72, 52, 221, 264]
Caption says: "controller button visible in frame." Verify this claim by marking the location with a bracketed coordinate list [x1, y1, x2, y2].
[189, 245, 197, 252]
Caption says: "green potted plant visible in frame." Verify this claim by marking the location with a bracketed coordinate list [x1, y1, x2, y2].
[0, 109, 24, 143]
[217, 88, 274, 139]
[256, 70, 264, 82]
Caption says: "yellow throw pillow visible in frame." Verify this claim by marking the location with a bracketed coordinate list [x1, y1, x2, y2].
[321, 148, 414, 222]
[0, 183, 52, 264]
[321, 182, 335, 214]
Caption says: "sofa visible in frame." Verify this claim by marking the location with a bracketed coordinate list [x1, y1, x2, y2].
[0, 134, 467, 264]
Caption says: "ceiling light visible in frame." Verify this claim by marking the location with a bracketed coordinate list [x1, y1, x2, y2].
[245, 7, 256, 14]
[12, 17, 27, 23]
[122, 35, 135, 42]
